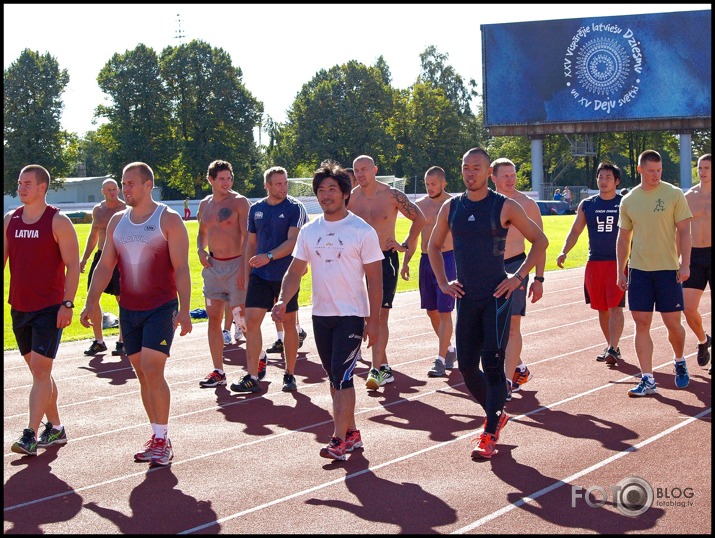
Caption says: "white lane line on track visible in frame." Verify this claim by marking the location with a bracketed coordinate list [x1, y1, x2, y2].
[451, 408, 712, 534]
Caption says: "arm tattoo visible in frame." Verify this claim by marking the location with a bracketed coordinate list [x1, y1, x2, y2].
[393, 189, 419, 219]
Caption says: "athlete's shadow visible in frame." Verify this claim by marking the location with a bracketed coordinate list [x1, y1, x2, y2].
[516, 408, 637, 451]
[306, 452, 457, 533]
[4, 448, 82, 534]
[489, 445, 664, 532]
[78, 353, 134, 386]
[83, 468, 218, 534]
[216, 388, 333, 440]
[221, 345, 247, 367]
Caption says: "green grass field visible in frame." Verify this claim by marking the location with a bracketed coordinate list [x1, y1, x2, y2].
[3, 214, 585, 350]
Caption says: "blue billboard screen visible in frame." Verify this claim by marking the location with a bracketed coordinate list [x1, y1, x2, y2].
[481, 10, 711, 126]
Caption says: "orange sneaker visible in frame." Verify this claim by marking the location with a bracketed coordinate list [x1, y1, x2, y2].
[471, 432, 497, 459]
[511, 366, 533, 391]
[483, 412, 509, 442]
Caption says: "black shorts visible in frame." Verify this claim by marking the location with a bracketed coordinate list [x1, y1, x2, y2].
[88, 250, 121, 296]
[245, 273, 299, 312]
[683, 247, 712, 291]
[380, 250, 399, 309]
[11, 304, 63, 359]
[312, 315, 364, 390]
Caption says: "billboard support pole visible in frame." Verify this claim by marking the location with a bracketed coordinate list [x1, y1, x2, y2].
[678, 131, 693, 190]
[530, 136, 544, 198]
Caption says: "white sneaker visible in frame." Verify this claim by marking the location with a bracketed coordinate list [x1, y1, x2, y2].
[223, 329, 232, 345]
[234, 326, 243, 341]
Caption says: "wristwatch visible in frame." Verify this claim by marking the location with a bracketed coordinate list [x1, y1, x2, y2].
[534, 276, 545, 283]
[266, 251, 274, 261]
[401, 241, 409, 250]
[62, 300, 75, 308]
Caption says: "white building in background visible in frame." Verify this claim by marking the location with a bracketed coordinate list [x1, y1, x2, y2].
[3, 175, 115, 213]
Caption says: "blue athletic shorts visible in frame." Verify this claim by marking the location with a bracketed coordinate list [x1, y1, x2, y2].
[11, 304, 63, 359]
[120, 298, 178, 356]
[245, 273, 298, 312]
[504, 253, 528, 317]
[627, 268, 684, 313]
[419, 251, 456, 313]
[312, 315, 363, 390]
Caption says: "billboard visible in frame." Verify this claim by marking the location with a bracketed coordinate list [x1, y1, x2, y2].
[481, 10, 711, 128]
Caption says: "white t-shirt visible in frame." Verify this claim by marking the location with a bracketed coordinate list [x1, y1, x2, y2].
[293, 211, 383, 317]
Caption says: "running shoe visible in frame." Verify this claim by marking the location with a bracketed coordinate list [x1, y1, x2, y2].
[282, 373, 298, 392]
[199, 370, 227, 388]
[596, 347, 609, 362]
[511, 366, 532, 392]
[427, 358, 447, 378]
[150, 437, 173, 467]
[484, 412, 509, 442]
[366, 368, 381, 391]
[674, 361, 690, 389]
[445, 349, 457, 369]
[230, 374, 262, 393]
[298, 329, 308, 349]
[697, 334, 711, 367]
[234, 324, 243, 342]
[223, 329, 232, 346]
[379, 364, 394, 386]
[628, 377, 657, 397]
[112, 341, 125, 356]
[266, 339, 284, 354]
[257, 352, 268, 380]
[471, 432, 497, 459]
[37, 422, 68, 448]
[84, 340, 107, 356]
[605, 347, 622, 366]
[320, 436, 348, 461]
[135, 435, 156, 462]
[345, 429, 363, 452]
[11, 428, 37, 456]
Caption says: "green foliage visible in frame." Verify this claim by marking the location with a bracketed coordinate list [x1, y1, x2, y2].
[3, 49, 70, 193]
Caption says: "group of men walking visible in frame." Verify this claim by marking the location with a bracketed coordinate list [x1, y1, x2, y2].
[5, 149, 710, 464]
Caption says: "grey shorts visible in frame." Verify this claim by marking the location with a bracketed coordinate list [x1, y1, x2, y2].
[202, 256, 246, 306]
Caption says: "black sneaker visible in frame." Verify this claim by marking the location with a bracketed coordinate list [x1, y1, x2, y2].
[257, 352, 268, 380]
[84, 340, 108, 356]
[605, 347, 621, 366]
[266, 339, 284, 354]
[112, 341, 125, 356]
[282, 373, 298, 392]
[37, 422, 68, 447]
[596, 347, 609, 362]
[11, 428, 37, 456]
[697, 335, 711, 367]
[230, 374, 261, 393]
[298, 329, 308, 349]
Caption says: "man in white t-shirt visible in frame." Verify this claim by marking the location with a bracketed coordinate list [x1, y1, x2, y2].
[272, 161, 383, 461]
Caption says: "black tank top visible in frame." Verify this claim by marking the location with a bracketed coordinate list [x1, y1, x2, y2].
[448, 189, 508, 299]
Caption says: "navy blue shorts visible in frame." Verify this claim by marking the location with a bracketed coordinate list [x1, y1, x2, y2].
[627, 268, 684, 313]
[245, 273, 299, 312]
[419, 252, 456, 313]
[504, 253, 528, 317]
[120, 299, 178, 356]
[11, 304, 63, 359]
[312, 315, 363, 390]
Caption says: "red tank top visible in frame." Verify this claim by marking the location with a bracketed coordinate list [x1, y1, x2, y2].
[6, 205, 65, 311]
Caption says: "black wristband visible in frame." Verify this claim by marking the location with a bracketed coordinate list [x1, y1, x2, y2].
[514, 273, 524, 282]
[534, 275, 545, 283]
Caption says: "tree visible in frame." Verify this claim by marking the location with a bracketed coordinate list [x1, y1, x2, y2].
[281, 60, 398, 173]
[4, 49, 70, 194]
[160, 40, 263, 196]
[95, 44, 174, 185]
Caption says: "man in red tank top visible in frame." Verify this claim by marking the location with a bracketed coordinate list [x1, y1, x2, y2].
[4, 164, 80, 457]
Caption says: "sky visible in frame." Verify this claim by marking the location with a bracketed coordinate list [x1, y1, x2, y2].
[4, 4, 710, 136]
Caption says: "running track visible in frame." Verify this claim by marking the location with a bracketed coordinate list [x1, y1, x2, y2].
[3, 266, 711, 534]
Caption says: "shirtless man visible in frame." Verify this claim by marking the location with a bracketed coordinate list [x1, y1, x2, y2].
[490, 158, 545, 399]
[196, 160, 251, 388]
[348, 154, 425, 390]
[683, 153, 712, 371]
[401, 166, 457, 378]
[79, 178, 127, 356]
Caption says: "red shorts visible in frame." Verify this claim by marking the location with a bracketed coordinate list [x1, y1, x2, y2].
[584, 260, 625, 311]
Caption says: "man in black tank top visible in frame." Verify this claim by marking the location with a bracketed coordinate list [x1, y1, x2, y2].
[428, 148, 548, 460]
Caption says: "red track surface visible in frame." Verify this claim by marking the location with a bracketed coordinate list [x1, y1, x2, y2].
[4, 266, 712, 534]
